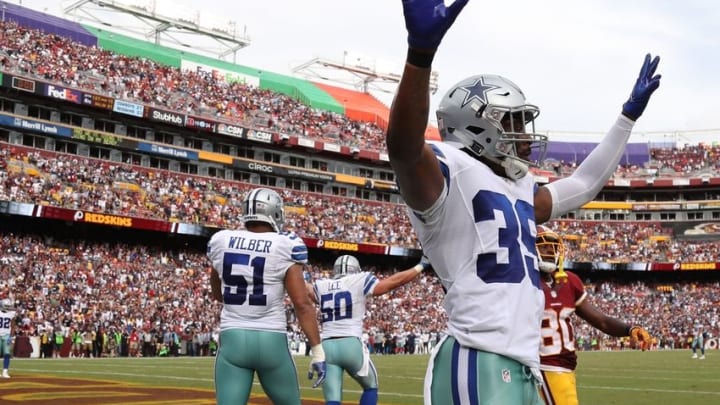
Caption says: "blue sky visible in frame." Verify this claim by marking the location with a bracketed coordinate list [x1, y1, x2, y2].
[18, 0, 720, 143]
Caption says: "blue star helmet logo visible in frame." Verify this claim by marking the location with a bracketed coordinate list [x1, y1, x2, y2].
[458, 77, 500, 108]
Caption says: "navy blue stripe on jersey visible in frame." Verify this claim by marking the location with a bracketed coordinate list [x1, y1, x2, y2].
[363, 274, 377, 296]
[291, 245, 308, 261]
[468, 349, 479, 405]
[451, 340, 461, 405]
[429, 144, 451, 190]
[429, 143, 445, 158]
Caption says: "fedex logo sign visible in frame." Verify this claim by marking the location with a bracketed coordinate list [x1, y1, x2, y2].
[46, 85, 82, 104]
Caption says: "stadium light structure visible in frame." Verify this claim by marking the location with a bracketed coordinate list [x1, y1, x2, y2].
[292, 50, 439, 96]
[62, 0, 251, 63]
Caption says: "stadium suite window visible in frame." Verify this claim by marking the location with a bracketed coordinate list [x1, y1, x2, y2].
[289, 156, 306, 167]
[264, 152, 281, 163]
[311, 160, 328, 171]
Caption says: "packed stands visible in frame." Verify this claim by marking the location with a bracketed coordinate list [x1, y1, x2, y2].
[2, 17, 720, 178]
[2, 5, 720, 362]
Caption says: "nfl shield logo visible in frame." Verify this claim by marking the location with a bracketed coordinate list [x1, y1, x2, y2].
[502, 368, 511, 383]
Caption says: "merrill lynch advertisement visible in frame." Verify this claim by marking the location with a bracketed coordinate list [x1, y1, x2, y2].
[137, 142, 198, 161]
[0, 114, 72, 137]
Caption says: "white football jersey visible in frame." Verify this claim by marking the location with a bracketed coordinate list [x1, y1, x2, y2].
[313, 272, 378, 339]
[407, 142, 544, 368]
[0, 309, 15, 336]
[207, 229, 308, 332]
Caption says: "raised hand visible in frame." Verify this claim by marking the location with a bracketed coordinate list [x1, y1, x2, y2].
[622, 54, 662, 121]
[402, 0, 469, 50]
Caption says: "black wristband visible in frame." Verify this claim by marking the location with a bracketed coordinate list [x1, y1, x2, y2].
[406, 48, 435, 69]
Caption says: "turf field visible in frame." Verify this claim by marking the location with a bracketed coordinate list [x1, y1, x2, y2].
[5, 349, 719, 404]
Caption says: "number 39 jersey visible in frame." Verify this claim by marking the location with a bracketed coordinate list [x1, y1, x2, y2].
[406, 142, 544, 368]
[312, 272, 378, 340]
[207, 229, 308, 333]
[539, 271, 586, 372]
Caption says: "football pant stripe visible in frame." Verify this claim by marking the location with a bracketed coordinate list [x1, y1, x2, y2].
[540, 370, 556, 405]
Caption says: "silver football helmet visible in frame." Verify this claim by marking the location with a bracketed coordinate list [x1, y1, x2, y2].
[242, 188, 285, 232]
[333, 255, 361, 279]
[436, 74, 548, 180]
[1, 298, 12, 311]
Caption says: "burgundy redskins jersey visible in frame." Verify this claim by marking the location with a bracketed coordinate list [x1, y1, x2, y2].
[539, 271, 587, 371]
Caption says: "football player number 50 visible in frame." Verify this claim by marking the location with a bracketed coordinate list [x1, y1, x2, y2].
[319, 292, 352, 323]
[222, 252, 267, 306]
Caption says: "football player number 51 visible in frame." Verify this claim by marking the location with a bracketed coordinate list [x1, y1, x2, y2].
[222, 252, 267, 306]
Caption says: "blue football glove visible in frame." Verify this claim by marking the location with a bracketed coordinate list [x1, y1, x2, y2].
[622, 54, 661, 121]
[401, 0, 469, 50]
[308, 345, 327, 388]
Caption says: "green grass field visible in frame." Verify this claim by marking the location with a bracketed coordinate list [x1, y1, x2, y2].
[9, 349, 720, 404]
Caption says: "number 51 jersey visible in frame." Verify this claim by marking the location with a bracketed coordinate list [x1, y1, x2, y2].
[207, 229, 308, 333]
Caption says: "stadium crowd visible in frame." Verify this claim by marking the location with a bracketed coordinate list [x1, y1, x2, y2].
[2, 18, 720, 176]
[4, 145, 720, 259]
[1, 232, 718, 358]
[1, 17, 720, 361]
[0, 20, 386, 153]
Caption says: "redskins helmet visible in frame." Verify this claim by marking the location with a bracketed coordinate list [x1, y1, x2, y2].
[536, 225, 565, 273]
[436, 74, 548, 180]
[242, 188, 285, 232]
[333, 255, 361, 279]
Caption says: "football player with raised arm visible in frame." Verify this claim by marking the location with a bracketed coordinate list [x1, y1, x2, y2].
[207, 188, 326, 405]
[387, 1, 661, 403]
[536, 225, 651, 405]
[309, 255, 431, 405]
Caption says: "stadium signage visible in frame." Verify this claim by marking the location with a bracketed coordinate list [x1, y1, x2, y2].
[246, 130, 273, 143]
[317, 240, 359, 252]
[148, 108, 184, 126]
[680, 262, 717, 271]
[248, 162, 274, 173]
[286, 169, 334, 182]
[3, 115, 72, 137]
[185, 115, 217, 132]
[46, 85, 82, 104]
[10, 76, 36, 93]
[113, 100, 145, 118]
[72, 128, 122, 146]
[216, 123, 245, 138]
[82, 93, 114, 110]
[73, 210, 133, 227]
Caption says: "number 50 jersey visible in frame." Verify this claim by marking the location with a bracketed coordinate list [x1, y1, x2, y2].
[207, 229, 308, 333]
[312, 272, 379, 339]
